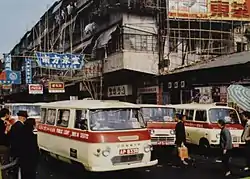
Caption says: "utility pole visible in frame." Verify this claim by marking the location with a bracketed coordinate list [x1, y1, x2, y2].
[157, 0, 167, 104]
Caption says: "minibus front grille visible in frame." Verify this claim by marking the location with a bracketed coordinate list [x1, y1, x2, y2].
[151, 137, 175, 143]
[232, 136, 241, 143]
[111, 154, 144, 165]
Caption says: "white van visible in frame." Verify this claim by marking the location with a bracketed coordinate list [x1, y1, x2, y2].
[170, 103, 244, 149]
[38, 100, 158, 172]
[139, 104, 176, 146]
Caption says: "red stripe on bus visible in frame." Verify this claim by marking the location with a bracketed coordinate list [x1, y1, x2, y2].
[147, 122, 176, 129]
[184, 121, 243, 130]
[37, 124, 150, 143]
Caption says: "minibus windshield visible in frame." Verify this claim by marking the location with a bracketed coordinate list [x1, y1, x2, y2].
[89, 108, 146, 131]
[141, 107, 175, 122]
[13, 105, 41, 117]
[208, 108, 240, 124]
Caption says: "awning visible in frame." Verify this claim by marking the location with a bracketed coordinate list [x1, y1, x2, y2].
[52, 0, 62, 14]
[228, 85, 250, 111]
[93, 25, 118, 49]
[73, 37, 93, 53]
[169, 51, 250, 74]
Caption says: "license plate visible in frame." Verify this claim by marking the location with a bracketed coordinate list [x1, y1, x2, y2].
[119, 148, 139, 155]
[233, 144, 239, 148]
[157, 141, 174, 145]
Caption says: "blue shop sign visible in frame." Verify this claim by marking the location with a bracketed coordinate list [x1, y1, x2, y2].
[35, 52, 84, 70]
[0, 70, 21, 84]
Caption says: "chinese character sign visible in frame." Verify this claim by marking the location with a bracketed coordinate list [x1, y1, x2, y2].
[25, 58, 32, 84]
[35, 52, 84, 70]
[168, 0, 250, 21]
[3, 54, 12, 71]
[48, 82, 65, 93]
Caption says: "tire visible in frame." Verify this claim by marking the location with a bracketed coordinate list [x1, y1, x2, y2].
[199, 138, 210, 156]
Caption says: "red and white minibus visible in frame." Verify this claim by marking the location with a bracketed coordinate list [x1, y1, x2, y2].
[139, 104, 176, 146]
[37, 100, 158, 172]
[170, 103, 244, 149]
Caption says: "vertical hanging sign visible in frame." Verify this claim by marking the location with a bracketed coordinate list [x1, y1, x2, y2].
[3, 54, 12, 71]
[25, 58, 32, 84]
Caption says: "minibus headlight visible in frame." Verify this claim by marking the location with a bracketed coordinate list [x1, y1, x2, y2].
[170, 130, 175, 135]
[144, 144, 151, 153]
[150, 129, 155, 135]
[102, 147, 111, 157]
[216, 134, 220, 139]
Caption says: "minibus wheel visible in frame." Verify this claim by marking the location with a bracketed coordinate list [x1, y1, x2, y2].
[199, 138, 210, 156]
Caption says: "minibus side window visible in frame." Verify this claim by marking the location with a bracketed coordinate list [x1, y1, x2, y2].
[57, 109, 70, 127]
[75, 110, 88, 130]
[46, 109, 56, 125]
[185, 110, 194, 121]
[195, 110, 207, 122]
[41, 108, 46, 124]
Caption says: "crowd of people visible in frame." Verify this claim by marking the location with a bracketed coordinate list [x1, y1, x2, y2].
[0, 108, 39, 179]
[174, 111, 250, 177]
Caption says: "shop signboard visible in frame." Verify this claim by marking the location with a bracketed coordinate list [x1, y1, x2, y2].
[48, 82, 65, 93]
[28, 84, 43, 94]
[0, 70, 21, 84]
[168, 0, 250, 21]
[35, 52, 84, 70]
[138, 86, 158, 94]
[107, 85, 132, 97]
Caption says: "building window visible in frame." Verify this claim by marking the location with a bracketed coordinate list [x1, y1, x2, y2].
[57, 109, 70, 127]
[123, 34, 157, 52]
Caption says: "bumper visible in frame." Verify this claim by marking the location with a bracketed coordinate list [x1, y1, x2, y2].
[87, 159, 158, 172]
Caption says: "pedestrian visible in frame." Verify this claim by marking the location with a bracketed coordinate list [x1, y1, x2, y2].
[8, 110, 28, 179]
[0, 108, 11, 179]
[241, 111, 250, 171]
[0, 108, 10, 146]
[218, 119, 233, 177]
[175, 113, 188, 165]
[21, 118, 39, 179]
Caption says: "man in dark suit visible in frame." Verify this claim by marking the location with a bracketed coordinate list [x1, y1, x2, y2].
[8, 110, 28, 179]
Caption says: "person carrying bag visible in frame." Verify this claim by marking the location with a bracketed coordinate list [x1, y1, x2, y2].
[175, 113, 188, 165]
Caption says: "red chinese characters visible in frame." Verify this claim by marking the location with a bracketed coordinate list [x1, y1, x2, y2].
[51, 83, 63, 88]
[210, 0, 230, 17]
[231, 1, 250, 18]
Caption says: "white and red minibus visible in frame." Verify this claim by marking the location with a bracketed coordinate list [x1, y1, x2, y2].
[170, 103, 244, 149]
[139, 104, 176, 146]
[37, 100, 158, 172]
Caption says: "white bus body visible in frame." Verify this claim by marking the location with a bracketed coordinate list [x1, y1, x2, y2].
[170, 103, 244, 148]
[38, 100, 158, 172]
[139, 104, 176, 146]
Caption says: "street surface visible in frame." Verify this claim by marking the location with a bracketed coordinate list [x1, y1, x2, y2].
[36, 146, 250, 179]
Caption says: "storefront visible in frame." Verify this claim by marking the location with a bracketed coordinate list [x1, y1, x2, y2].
[137, 86, 163, 104]
[106, 84, 134, 102]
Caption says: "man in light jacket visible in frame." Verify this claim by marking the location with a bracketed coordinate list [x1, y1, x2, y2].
[241, 111, 250, 171]
[218, 119, 233, 176]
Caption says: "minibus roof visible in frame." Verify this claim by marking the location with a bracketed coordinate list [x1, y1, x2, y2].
[4, 103, 44, 106]
[138, 104, 175, 108]
[168, 103, 235, 110]
[41, 100, 139, 109]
